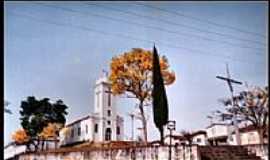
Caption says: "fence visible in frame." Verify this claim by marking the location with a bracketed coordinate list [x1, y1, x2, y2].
[18, 144, 201, 160]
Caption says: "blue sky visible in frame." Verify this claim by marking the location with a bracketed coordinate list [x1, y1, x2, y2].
[4, 1, 268, 145]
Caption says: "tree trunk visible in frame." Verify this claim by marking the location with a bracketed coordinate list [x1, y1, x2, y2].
[139, 101, 148, 143]
[159, 127, 164, 145]
[257, 128, 264, 144]
[41, 139, 45, 151]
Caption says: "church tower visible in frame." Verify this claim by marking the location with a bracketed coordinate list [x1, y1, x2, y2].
[93, 71, 124, 142]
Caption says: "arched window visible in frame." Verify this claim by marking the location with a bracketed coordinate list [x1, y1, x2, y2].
[117, 126, 120, 135]
[94, 124, 98, 133]
[105, 128, 112, 141]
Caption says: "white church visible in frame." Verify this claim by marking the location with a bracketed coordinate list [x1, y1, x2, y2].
[59, 73, 124, 146]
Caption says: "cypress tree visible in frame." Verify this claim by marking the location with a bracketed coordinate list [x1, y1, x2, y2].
[152, 45, 169, 144]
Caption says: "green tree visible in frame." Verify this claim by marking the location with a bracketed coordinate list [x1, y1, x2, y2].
[19, 96, 68, 151]
[152, 45, 169, 144]
[4, 100, 12, 114]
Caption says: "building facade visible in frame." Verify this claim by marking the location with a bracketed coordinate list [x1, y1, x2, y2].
[59, 74, 124, 146]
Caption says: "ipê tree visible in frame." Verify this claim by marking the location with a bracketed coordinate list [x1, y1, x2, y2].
[109, 48, 175, 142]
[38, 123, 62, 150]
[19, 96, 68, 151]
[216, 86, 268, 144]
[12, 128, 30, 145]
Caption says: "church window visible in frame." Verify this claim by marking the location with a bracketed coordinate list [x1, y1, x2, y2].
[86, 125, 88, 134]
[105, 128, 112, 141]
[95, 124, 98, 133]
[117, 126, 120, 135]
[107, 121, 111, 125]
[78, 127, 81, 136]
[108, 110, 111, 116]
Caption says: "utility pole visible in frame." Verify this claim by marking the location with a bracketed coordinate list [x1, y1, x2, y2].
[216, 63, 242, 145]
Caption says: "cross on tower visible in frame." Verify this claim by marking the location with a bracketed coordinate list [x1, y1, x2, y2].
[216, 63, 242, 145]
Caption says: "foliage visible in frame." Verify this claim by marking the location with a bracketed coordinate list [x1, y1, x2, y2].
[12, 129, 30, 145]
[4, 100, 12, 114]
[19, 96, 68, 151]
[216, 86, 268, 143]
[109, 48, 175, 142]
[181, 130, 194, 145]
[38, 123, 62, 139]
[152, 45, 169, 144]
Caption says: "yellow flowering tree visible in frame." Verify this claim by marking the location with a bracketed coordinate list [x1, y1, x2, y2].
[109, 48, 175, 142]
[38, 123, 62, 150]
[12, 129, 30, 145]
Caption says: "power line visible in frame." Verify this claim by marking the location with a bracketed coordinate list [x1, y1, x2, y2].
[8, 11, 264, 65]
[33, 3, 264, 56]
[135, 2, 266, 38]
[87, 3, 265, 47]
[84, 4, 266, 52]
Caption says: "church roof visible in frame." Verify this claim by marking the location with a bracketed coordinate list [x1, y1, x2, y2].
[65, 115, 94, 127]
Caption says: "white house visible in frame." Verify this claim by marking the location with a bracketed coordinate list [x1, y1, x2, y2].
[206, 123, 233, 145]
[164, 130, 208, 146]
[59, 73, 124, 146]
[191, 130, 208, 146]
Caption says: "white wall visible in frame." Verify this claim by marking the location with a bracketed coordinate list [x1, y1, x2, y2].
[4, 144, 26, 160]
[59, 118, 93, 146]
[206, 124, 230, 139]
[192, 134, 207, 146]
[229, 130, 261, 145]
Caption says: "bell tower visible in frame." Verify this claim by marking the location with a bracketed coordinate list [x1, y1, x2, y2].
[93, 71, 118, 141]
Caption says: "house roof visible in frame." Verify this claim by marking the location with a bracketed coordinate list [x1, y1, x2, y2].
[192, 130, 207, 136]
[206, 123, 229, 129]
[164, 130, 206, 141]
[231, 125, 266, 134]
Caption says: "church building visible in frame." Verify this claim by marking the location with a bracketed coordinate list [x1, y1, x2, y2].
[59, 73, 124, 146]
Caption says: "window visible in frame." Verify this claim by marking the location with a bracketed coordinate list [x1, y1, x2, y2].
[107, 87, 112, 107]
[71, 129, 74, 138]
[117, 126, 120, 135]
[105, 128, 112, 141]
[86, 125, 88, 134]
[78, 127, 81, 136]
[196, 138, 201, 143]
[95, 124, 98, 133]
[107, 121, 111, 125]
[108, 110, 111, 116]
